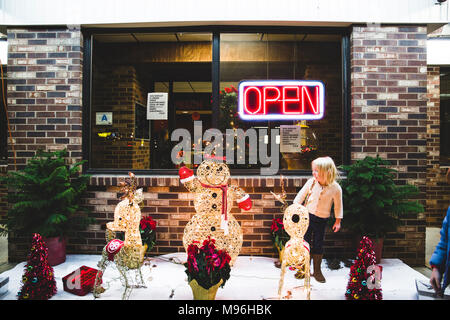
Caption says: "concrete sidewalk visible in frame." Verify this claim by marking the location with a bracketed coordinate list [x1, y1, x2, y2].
[0, 234, 434, 289]
[0, 253, 432, 300]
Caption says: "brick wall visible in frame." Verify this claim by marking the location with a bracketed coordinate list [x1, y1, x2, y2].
[6, 27, 83, 169]
[6, 173, 357, 262]
[350, 25, 428, 265]
[0, 165, 7, 228]
[6, 27, 84, 260]
[426, 66, 450, 227]
[67, 176, 355, 259]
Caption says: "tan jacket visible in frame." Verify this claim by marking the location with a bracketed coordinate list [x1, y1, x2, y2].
[293, 177, 343, 219]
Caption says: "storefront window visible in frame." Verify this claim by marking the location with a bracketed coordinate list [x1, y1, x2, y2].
[441, 67, 450, 164]
[219, 33, 343, 170]
[90, 32, 212, 170]
[0, 64, 6, 162]
[88, 29, 345, 173]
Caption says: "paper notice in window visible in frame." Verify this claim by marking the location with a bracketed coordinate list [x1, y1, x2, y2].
[147, 93, 168, 120]
[280, 125, 301, 153]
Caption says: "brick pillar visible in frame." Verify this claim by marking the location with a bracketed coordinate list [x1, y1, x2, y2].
[0, 165, 7, 228]
[6, 27, 83, 261]
[7, 27, 83, 170]
[350, 25, 427, 265]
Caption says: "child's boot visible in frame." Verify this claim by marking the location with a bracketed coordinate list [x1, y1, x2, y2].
[312, 254, 326, 283]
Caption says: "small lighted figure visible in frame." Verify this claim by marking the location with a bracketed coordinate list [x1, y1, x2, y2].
[179, 157, 252, 265]
[93, 172, 147, 300]
[272, 186, 311, 300]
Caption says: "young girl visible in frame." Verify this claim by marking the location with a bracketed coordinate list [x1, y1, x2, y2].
[293, 156, 343, 283]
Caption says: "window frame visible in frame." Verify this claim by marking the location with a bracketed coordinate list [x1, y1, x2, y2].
[82, 25, 351, 175]
[440, 66, 450, 166]
[0, 63, 6, 163]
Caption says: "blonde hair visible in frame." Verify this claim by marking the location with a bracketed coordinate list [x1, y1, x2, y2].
[311, 156, 339, 185]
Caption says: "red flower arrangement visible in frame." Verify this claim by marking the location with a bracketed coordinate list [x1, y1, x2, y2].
[184, 237, 232, 289]
[139, 216, 157, 249]
[222, 86, 238, 94]
[115, 215, 156, 251]
[270, 218, 290, 251]
[219, 85, 241, 131]
[300, 144, 318, 154]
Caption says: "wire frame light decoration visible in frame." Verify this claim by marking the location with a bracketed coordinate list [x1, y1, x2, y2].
[93, 172, 147, 300]
[179, 159, 252, 265]
[272, 179, 311, 300]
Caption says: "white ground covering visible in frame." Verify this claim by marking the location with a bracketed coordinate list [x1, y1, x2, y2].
[0, 253, 429, 300]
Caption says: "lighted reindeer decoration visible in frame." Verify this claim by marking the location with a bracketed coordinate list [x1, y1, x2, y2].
[271, 177, 311, 300]
[93, 172, 147, 300]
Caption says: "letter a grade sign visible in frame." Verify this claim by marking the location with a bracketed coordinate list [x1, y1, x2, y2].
[96, 112, 113, 125]
[238, 80, 325, 120]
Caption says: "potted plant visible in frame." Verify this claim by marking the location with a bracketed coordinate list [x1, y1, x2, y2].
[184, 237, 231, 300]
[1, 149, 92, 266]
[339, 156, 424, 263]
[139, 215, 157, 253]
[218, 85, 242, 132]
[270, 218, 290, 265]
[116, 215, 157, 258]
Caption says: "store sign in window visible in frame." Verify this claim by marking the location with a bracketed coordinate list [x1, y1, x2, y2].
[238, 80, 325, 120]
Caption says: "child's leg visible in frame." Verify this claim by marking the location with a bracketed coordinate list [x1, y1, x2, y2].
[310, 216, 327, 254]
[304, 213, 314, 249]
[310, 215, 328, 283]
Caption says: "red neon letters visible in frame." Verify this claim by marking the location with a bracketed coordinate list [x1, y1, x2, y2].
[238, 80, 324, 120]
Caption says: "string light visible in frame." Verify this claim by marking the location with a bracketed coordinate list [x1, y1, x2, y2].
[93, 172, 148, 300]
[273, 176, 311, 300]
[180, 160, 252, 265]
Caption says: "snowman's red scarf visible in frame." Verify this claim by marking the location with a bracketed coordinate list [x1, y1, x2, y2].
[200, 183, 228, 222]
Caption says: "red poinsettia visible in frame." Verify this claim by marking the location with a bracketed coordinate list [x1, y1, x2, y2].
[271, 218, 281, 232]
[184, 237, 231, 289]
[140, 216, 156, 231]
[186, 240, 200, 273]
[300, 144, 317, 154]
[223, 85, 238, 94]
[270, 218, 290, 250]
[139, 216, 157, 249]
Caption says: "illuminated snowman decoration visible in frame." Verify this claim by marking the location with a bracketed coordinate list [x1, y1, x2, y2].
[276, 202, 311, 300]
[179, 159, 252, 265]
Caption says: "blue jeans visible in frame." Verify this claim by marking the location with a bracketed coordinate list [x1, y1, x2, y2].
[304, 213, 328, 255]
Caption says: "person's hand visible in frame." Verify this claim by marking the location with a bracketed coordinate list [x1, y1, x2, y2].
[430, 267, 443, 297]
[332, 221, 341, 232]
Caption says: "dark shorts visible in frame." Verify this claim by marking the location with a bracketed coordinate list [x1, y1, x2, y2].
[304, 213, 328, 255]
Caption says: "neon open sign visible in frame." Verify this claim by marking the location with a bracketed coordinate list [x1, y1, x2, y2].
[238, 80, 325, 120]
